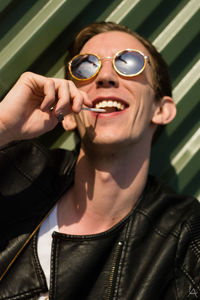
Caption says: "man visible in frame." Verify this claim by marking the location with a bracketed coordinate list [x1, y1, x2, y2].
[0, 22, 199, 299]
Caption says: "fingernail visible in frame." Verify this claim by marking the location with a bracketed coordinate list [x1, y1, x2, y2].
[56, 112, 64, 122]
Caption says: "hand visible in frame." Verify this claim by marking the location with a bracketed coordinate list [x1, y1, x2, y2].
[0, 72, 92, 146]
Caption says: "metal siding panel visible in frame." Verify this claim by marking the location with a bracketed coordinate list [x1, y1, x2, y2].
[135, 0, 190, 41]
[0, 0, 199, 199]
[0, 0, 94, 95]
[0, 0, 14, 14]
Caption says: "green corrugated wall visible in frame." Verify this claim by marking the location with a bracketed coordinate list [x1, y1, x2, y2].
[0, 0, 199, 199]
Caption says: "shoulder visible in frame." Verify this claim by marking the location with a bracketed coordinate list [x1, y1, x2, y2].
[0, 139, 77, 223]
[138, 175, 200, 236]
[0, 139, 77, 188]
[138, 176, 200, 295]
[0, 139, 77, 177]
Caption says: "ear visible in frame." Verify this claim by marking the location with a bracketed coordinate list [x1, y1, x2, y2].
[62, 113, 77, 131]
[152, 96, 176, 125]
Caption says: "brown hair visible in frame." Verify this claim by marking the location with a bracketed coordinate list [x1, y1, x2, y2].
[65, 21, 172, 101]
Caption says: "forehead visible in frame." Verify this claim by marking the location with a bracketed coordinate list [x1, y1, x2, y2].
[80, 31, 149, 56]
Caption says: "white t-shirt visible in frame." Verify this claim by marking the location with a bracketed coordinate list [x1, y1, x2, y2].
[37, 205, 59, 299]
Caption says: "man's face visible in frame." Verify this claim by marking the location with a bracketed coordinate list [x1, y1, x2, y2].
[73, 31, 158, 152]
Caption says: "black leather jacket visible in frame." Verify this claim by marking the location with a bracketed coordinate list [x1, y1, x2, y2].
[0, 140, 200, 300]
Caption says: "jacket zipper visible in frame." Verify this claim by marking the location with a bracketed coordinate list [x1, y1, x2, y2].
[106, 241, 124, 300]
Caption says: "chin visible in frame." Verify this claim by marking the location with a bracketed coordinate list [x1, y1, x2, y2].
[93, 133, 125, 145]
[83, 134, 130, 153]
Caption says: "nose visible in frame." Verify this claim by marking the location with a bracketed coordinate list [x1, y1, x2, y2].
[96, 60, 119, 88]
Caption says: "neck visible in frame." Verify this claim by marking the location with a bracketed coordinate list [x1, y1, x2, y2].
[58, 141, 151, 234]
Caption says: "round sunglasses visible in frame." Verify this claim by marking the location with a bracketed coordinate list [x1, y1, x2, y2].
[68, 49, 149, 81]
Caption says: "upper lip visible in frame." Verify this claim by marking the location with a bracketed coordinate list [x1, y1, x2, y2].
[92, 96, 129, 108]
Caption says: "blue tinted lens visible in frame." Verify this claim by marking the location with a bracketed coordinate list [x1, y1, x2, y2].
[71, 54, 100, 79]
[115, 51, 145, 75]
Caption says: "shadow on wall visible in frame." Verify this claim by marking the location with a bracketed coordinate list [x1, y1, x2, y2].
[150, 129, 178, 192]
[150, 126, 199, 198]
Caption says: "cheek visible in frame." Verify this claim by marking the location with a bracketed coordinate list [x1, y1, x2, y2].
[74, 79, 93, 91]
[136, 89, 157, 123]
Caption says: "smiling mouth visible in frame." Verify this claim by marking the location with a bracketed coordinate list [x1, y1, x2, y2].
[94, 100, 127, 113]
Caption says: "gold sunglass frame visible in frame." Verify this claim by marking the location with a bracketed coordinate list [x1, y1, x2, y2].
[68, 49, 149, 81]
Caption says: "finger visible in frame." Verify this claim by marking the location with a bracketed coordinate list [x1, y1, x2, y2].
[68, 81, 93, 113]
[54, 80, 85, 115]
[69, 81, 85, 113]
[40, 79, 56, 112]
[79, 90, 93, 108]
[53, 79, 73, 116]
[18, 73, 57, 112]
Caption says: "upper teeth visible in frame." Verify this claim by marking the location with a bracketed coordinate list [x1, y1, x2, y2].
[95, 100, 125, 111]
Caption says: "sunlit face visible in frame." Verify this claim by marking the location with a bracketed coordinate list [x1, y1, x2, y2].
[73, 31, 158, 153]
